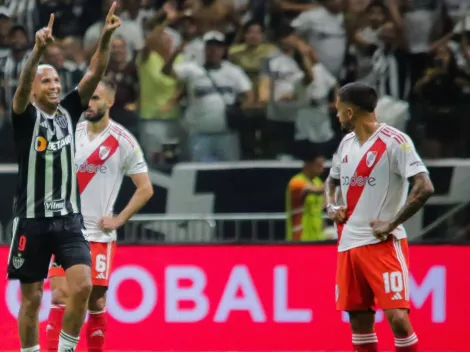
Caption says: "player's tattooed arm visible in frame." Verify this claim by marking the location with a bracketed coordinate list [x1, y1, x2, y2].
[325, 176, 347, 223]
[13, 15, 55, 114]
[325, 176, 340, 206]
[390, 172, 434, 228]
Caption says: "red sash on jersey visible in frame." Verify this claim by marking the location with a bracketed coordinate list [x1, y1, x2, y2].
[337, 138, 387, 241]
[77, 135, 119, 194]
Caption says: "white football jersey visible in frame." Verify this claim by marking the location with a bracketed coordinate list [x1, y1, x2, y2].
[329, 124, 428, 252]
[75, 121, 148, 242]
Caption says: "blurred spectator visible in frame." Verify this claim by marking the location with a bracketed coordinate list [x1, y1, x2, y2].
[401, 0, 450, 86]
[137, 18, 184, 165]
[162, 31, 253, 162]
[106, 36, 140, 137]
[272, 0, 318, 26]
[229, 20, 276, 158]
[369, 21, 410, 101]
[37, 0, 98, 38]
[121, 0, 155, 30]
[294, 59, 338, 159]
[0, 7, 12, 58]
[0, 24, 30, 118]
[229, 21, 276, 93]
[258, 26, 313, 159]
[42, 43, 82, 96]
[286, 149, 326, 241]
[4, 0, 37, 40]
[291, 0, 346, 78]
[179, 15, 205, 64]
[351, 0, 389, 81]
[413, 43, 470, 158]
[187, 0, 240, 36]
[84, 0, 144, 61]
[61, 36, 87, 72]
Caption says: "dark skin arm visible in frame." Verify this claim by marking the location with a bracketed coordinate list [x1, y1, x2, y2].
[325, 176, 347, 223]
[371, 172, 434, 240]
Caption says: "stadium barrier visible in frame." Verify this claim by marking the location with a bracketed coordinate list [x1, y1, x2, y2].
[0, 244, 468, 351]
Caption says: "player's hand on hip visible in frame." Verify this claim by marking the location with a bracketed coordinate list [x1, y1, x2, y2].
[99, 216, 123, 232]
[370, 220, 394, 241]
[327, 205, 348, 224]
[103, 1, 122, 36]
[35, 14, 55, 51]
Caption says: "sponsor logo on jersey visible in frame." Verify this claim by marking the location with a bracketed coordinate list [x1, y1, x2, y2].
[366, 151, 377, 168]
[34, 135, 72, 152]
[45, 199, 65, 211]
[342, 173, 376, 187]
[410, 161, 423, 167]
[341, 155, 348, 163]
[76, 161, 108, 174]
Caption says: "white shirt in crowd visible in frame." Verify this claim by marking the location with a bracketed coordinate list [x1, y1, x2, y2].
[291, 6, 346, 77]
[329, 124, 428, 252]
[84, 20, 144, 61]
[260, 51, 304, 122]
[174, 60, 252, 134]
[403, 0, 443, 54]
[295, 63, 336, 143]
[75, 121, 148, 242]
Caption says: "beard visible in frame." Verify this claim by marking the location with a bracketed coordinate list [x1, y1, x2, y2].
[84, 108, 106, 123]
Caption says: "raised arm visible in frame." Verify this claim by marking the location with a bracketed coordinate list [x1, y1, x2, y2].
[12, 14, 54, 114]
[77, 2, 121, 107]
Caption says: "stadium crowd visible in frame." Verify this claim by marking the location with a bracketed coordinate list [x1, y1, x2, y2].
[0, 0, 469, 165]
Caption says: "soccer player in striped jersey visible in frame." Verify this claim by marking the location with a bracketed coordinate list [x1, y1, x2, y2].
[6, 4, 121, 352]
[325, 82, 434, 352]
[46, 78, 153, 352]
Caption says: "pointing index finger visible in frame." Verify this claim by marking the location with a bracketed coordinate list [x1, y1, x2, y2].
[106, 1, 117, 21]
[47, 13, 54, 30]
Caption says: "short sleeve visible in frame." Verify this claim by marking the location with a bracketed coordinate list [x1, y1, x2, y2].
[60, 89, 86, 125]
[123, 138, 148, 176]
[233, 66, 252, 93]
[329, 150, 341, 179]
[11, 104, 37, 139]
[174, 62, 196, 82]
[392, 135, 428, 179]
[291, 11, 313, 35]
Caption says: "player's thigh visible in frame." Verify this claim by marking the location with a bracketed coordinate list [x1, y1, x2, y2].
[90, 241, 116, 287]
[7, 218, 52, 283]
[361, 238, 410, 310]
[52, 214, 92, 272]
[336, 249, 375, 312]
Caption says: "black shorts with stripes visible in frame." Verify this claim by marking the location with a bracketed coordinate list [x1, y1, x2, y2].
[6, 213, 91, 283]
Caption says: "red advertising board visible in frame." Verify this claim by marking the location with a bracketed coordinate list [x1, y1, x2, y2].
[0, 245, 468, 351]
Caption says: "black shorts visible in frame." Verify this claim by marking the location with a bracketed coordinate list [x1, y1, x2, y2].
[7, 213, 91, 283]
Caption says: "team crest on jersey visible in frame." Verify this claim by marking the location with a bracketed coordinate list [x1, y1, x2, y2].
[99, 146, 111, 160]
[366, 151, 377, 168]
[55, 112, 68, 129]
[12, 256, 24, 269]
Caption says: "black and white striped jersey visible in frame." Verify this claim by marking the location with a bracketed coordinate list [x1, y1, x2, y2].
[11, 89, 85, 218]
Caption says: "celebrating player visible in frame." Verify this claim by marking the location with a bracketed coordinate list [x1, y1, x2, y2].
[46, 77, 153, 352]
[6, 3, 121, 352]
[325, 82, 434, 352]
